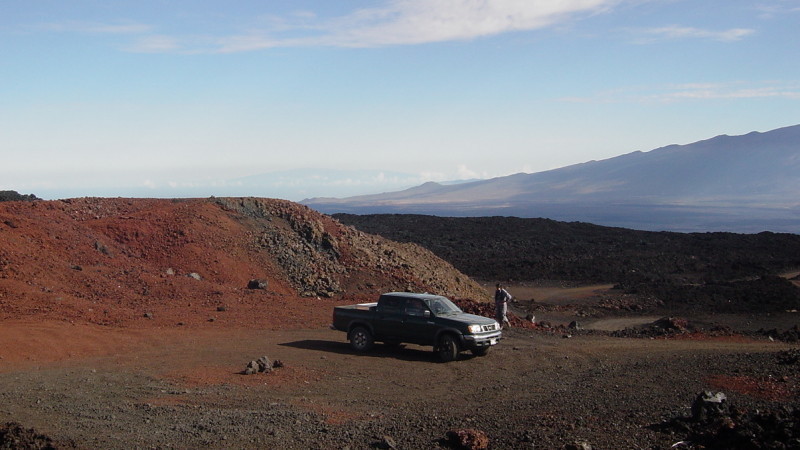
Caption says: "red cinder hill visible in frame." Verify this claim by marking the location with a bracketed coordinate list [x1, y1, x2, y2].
[0, 197, 486, 329]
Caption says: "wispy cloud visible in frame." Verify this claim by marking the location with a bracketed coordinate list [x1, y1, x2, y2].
[652, 81, 800, 102]
[755, 1, 800, 19]
[120, 0, 623, 53]
[632, 25, 755, 43]
[36, 21, 152, 35]
[560, 81, 800, 103]
[309, 0, 620, 47]
[125, 35, 182, 53]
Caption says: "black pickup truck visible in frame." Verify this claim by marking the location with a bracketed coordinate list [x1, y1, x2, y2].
[331, 292, 501, 361]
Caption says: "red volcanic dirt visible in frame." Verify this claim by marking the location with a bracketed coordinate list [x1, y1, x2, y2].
[0, 197, 494, 368]
[0, 197, 487, 329]
[707, 374, 797, 402]
[1, 198, 283, 326]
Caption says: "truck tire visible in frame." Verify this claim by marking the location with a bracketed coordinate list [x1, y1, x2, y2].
[437, 334, 460, 362]
[349, 326, 374, 352]
[471, 347, 490, 357]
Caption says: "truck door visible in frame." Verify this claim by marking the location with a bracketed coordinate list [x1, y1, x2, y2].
[400, 298, 438, 345]
[374, 296, 405, 340]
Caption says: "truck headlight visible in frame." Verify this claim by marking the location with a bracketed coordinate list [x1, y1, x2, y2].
[467, 324, 482, 334]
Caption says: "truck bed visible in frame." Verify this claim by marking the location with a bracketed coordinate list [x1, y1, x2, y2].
[335, 302, 377, 311]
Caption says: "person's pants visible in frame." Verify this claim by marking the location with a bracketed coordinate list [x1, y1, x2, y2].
[496, 303, 508, 325]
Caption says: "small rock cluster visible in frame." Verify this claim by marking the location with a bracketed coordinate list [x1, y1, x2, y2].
[612, 316, 693, 338]
[242, 356, 283, 375]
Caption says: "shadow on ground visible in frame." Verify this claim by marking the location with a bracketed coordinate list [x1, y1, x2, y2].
[279, 339, 483, 363]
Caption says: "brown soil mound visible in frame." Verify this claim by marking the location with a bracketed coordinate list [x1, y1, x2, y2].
[0, 197, 487, 329]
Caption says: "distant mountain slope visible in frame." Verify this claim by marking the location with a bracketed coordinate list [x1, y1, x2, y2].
[304, 125, 800, 233]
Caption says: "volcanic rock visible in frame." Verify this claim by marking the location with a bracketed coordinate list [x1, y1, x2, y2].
[445, 428, 489, 450]
[243, 356, 273, 375]
[247, 279, 269, 290]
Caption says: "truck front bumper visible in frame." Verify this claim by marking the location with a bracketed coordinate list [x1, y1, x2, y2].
[462, 331, 502, 349]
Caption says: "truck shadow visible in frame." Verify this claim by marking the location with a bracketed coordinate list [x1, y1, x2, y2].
[279, 340, 481, 363]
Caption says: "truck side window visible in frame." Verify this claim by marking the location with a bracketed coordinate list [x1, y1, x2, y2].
[379, 297, 404, 314]
[405, 299, 427, 317]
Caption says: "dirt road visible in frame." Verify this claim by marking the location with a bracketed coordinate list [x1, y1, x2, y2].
[1, 320, 796, 449]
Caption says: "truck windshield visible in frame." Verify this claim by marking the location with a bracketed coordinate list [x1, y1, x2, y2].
[427, 297, 462, 316]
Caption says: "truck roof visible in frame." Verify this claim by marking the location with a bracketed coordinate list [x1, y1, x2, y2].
[380, 292, 446, 301]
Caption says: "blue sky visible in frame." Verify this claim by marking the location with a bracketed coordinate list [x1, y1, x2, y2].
[2, 0, 799, 200]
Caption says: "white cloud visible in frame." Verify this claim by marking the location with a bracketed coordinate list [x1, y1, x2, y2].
[316, 0, 621, 47]
[457, 164, 481, 179]
[122, 0, 623, 53]
[560, 81, 800, 103]
[755, 2, 800, 19]
[633, 25, 755, 43]
[651, 81, 800, 102]
[126, 35, 182, 53]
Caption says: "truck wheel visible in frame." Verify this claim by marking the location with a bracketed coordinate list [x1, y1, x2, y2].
[349, 326, 374, 352]
[437, 334, 460, 362]
[471, 347, 490, 357]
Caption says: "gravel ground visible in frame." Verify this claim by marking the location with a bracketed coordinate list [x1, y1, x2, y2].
[1, 325, 797, 449]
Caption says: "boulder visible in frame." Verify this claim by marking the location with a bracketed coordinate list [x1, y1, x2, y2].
[247, 279, 269, 290]
[243, 361, 260, 375]
[445, 428, 489, 450]
[243, 356, 274, 375]
[691, 391, 727, 422]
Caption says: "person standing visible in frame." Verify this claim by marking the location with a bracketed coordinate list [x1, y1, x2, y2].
[494, 283, 511, 329]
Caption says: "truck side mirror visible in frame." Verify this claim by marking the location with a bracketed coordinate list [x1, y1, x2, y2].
[424, 310, 431, 318]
